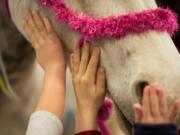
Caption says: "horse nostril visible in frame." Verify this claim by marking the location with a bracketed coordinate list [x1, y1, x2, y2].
[135, 81, 149, 103]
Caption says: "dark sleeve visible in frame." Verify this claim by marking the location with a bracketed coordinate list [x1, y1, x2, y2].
[133, 123, 178, 135]
[75, 130, 101, 135]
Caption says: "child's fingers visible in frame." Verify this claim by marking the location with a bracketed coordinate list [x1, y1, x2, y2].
[149, 86, 160, 118]
[24, 12, 38, 46]
[96, 67, 106, 95]
[169, 100, 180, 122]
[73, 45, 80, 75]
[43, 17, 53, 33]
[26, 12, 36, 33]
[31, 11, 46, 34]
[79, 44, 90, 75]
[156, 88, 168, 117]
[142, 86, 151, 119]
[23, 20, 33, 41]
[133, 104, 143, 123]
[86, 47, 100, 81]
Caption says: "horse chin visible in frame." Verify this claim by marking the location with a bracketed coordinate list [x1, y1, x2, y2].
[114, 101, 132, 135]
[108, 91, 132, 135]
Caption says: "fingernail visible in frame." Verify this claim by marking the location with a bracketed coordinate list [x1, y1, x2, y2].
[84, 41, 89, 45]
[73, 44, 78, 50]
[99, 67, 104, 73]
[144, 85, 150, 90]
[84, 43, 90, 48]
[94, 47, 100, 53]
[151, 82, 159, 88]
[26, 12, 30, 17]
[174, 100, 180, 108]
[133, 104, 138, 108]
[32, 10, 36, 14]
[150, 87, 156, 92]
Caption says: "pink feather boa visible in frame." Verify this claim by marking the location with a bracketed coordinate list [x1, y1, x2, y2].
[39, 0, 178, 43]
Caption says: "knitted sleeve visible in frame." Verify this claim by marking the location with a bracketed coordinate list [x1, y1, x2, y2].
[26, 111, 63, 135]
[75, 130, 102, 135]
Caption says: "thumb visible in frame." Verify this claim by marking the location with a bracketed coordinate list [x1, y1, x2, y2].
[133, 103, 143, 123]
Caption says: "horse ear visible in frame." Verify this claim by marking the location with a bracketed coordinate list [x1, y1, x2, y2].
[0, 55, 18, 99]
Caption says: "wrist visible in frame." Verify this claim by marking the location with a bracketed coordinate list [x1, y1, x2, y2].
[76, 106, 98, 115]
[75, 109, 98, 133]
[44, 65, 66, 75]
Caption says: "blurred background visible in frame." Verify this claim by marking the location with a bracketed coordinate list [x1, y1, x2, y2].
[156, 0, 180, 51]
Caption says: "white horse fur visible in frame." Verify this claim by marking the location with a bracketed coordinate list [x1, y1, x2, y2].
[2, 0, 180, 135]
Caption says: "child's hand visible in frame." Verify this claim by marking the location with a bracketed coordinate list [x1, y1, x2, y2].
[24, 12, 66, 118]
[134, 85, 180, 124]
[23, 11, 65, 72]
[71, 44, 106, 132]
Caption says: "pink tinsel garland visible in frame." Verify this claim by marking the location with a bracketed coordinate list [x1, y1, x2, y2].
[97, 98, 113, 135]
[39, 0, 178, 42]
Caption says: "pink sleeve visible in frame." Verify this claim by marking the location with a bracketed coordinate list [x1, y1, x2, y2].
[75, 130, 102, 135]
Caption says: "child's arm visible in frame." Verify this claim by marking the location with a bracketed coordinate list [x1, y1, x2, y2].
[71, 44, 106, 134]
[133, 85, 180, 135]
[24, 11, 66, 135]
[36, 67, 65, 118]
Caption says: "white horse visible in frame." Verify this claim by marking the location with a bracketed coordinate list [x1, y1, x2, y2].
[1, 0, 180, 135]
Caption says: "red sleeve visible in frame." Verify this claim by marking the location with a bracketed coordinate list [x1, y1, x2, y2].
[75, 130, 102, 135]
